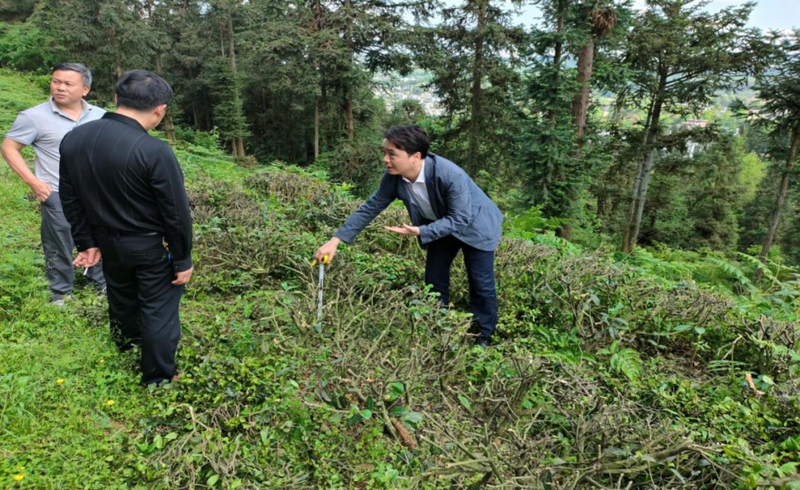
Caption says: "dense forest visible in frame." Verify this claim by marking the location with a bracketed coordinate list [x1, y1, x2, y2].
[0, 0, 799, 488]
[0, 0, 798, 266]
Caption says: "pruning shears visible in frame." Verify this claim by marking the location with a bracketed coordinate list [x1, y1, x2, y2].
[311, 254, 330, 324]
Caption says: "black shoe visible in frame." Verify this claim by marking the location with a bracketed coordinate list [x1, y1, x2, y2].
[475, 337, 490, 348]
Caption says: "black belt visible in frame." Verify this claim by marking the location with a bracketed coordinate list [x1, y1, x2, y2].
[94, 226, 160, 237]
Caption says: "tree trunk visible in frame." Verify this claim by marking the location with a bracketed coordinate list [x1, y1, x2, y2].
[345, 0, 354, 141]
[191, 102, 199, 130]
[226, 3, 245, 158]
[612, 90, 626, 126]
[547, 0, 566, 126]
[755, 123, 800, 281]
[113, 35, 122, 78]
[622, 75, 666, 253]
[571, 36, 595, 142]
[630, 146, 657, 245]
[154, 54, 176, 143]
[548, 0, 566, 236]
[314, 0, 324, 157]
[467, 0, 487, 175]
[314, 98, 320, 160]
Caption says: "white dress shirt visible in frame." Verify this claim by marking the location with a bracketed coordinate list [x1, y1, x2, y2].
[402, 159, 437, 221]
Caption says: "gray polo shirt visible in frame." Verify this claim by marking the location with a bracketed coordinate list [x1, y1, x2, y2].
[5, 97, 105, 192]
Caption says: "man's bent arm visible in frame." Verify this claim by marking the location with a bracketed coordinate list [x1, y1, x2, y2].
[150, 148, 193, 272]
[59, 139, 97, 251]
[418, 171, 472, 244]
[1, 139, 35, 183]
[334, 172, 397, 243]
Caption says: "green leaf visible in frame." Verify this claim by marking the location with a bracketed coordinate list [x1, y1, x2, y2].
[458, 395, 472, 410]
[389, 405, 408, 417]
[207, 474, 219, 487]
[694, 326, 706, 335]
[389, 382, 405, 396]
[359, 409, 373, 419]
[402, 411, 423, 425]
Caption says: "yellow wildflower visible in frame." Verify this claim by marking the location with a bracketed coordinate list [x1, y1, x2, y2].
[13, 474, 25, 482]
[56, 378, 64, 385]
[105, 400, 115, 406]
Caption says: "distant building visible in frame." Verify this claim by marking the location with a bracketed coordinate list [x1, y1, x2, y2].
[682, 119, 708, 157]
[684, 119, 708, 129]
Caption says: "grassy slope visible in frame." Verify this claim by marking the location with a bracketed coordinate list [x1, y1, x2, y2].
[0, 71, 140, 487]
[0, 70, 797, 489]
[0, 71, 254, 488]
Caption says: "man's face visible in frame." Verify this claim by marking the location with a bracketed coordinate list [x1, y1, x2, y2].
[50, 70, 90, 106]
[381, 139, 421, 176]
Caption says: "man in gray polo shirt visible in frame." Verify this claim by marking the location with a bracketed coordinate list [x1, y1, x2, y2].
[1, 63, 106, 305]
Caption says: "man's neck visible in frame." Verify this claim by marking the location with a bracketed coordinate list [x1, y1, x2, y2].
[403, 161, 424, 183]
[115, 108, 152, 130]
[54, 99, 84, 120]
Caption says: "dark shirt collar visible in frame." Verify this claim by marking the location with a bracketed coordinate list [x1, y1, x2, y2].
[102, 112, 147, 132]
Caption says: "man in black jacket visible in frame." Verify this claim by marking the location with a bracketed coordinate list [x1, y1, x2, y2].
[59, 70, 193, 385]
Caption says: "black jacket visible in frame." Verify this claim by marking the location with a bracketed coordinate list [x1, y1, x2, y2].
[59, 112, 193, 272]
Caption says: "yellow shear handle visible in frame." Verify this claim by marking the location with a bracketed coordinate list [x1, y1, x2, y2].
[311, 254, 330, 266]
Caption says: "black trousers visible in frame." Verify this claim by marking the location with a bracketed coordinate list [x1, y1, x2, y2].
[95, 231, 184, 385]
[425, 235, 498, 340]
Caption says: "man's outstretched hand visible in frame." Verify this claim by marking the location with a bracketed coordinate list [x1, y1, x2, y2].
[384, 224, 420, 236]
[172, 267, 194, 286]
[73, 248, 101, 268]
[315, 237, 341, 264]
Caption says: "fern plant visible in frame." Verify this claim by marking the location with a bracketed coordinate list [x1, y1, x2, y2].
[598, 341, 642, 381]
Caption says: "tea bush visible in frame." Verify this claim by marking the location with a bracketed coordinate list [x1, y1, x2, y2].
[0, 70, 797, 488]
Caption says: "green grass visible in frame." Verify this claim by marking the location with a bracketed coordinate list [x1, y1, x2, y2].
[0, 166, 151, 487]
[0, 69, 797, 489]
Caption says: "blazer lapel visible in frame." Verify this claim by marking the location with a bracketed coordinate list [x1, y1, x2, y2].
[424, 155, 442, 218]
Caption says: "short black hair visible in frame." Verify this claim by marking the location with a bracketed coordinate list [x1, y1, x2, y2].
[116, 70, 173, 110]
[52, 62, 92, 87]
[384, 125, 431, 158]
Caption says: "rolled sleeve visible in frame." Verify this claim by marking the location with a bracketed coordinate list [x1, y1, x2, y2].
[5, 112, 38, 145]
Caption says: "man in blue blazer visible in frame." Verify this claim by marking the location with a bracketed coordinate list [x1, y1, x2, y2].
[315, 125, 503, 346]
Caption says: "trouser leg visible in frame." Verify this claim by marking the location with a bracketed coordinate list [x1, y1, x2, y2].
[462, 244, 498, 341]
[424, 235, 461, 304]
[136, 249, 184, 385]
[40, 192, 74, 296]
[97, 238, 142, 350]
[86, 261, 106, 288]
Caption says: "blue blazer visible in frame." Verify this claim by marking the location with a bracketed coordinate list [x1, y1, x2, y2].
[334, 153, 503, 251]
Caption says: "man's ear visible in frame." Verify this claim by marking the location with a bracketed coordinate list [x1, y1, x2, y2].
[154, 104, 168, 118]
[82, 85, 91, 97]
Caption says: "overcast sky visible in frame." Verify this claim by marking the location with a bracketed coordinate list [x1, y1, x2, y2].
[512, 0, 798, 32]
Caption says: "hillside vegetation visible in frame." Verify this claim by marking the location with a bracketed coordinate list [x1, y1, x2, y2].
[0, 71, 798, 489]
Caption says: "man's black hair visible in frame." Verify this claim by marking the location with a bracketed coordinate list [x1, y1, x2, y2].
[384, 125, 431, 158]
[116, 70, 173, 110]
